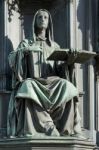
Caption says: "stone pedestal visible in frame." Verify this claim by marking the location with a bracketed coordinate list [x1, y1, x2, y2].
[0, 137, 96, 150]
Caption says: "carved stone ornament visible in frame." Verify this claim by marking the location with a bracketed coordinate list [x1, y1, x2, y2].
[7, 0, 70, 21]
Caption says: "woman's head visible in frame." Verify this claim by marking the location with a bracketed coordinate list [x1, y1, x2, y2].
[35, 10, 49, 30]
[32, 9, 54, 45]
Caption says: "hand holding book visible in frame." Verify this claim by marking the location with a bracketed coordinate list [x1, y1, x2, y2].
[47, 49, 96, 64]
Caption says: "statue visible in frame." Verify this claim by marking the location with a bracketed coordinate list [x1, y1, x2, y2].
[7, 9, 81, 138]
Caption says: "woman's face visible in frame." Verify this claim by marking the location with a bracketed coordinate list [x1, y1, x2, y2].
[36, 11, 49, 29]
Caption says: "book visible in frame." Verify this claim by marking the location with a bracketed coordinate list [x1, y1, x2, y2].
[47, 49, 96, 64]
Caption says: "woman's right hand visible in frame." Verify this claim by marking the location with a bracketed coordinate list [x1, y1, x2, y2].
[23, 44, 42, 53]
[23, 46, 34, 54]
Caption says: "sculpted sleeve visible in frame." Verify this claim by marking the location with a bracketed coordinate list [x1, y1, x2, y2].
[8, 39, 29, 88]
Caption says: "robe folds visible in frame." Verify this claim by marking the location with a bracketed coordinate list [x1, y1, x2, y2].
[7, 39, 81, 137]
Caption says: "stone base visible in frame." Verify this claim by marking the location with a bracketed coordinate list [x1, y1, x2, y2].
[0, 137, 96, 150]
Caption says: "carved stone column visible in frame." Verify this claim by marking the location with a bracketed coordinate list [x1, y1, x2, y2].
[95, 55, 99, 145]
[69, 0, 96, 142]
[87, 0, 96, 142]
[0, 0, 21, 137]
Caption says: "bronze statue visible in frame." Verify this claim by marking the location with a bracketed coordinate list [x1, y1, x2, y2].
[7, 9, 81, 137]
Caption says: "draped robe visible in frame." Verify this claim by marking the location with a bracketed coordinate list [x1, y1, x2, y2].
[7, 38, 81, 137]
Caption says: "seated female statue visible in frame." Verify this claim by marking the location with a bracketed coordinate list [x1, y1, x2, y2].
[7, 9, 81, 137]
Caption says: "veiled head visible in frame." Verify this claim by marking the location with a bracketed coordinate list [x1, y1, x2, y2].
[35, 10, 49, 30]
[32, 9, 54, 45]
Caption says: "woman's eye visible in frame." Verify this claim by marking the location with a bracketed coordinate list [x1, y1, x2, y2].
[38, 16, 42, 19]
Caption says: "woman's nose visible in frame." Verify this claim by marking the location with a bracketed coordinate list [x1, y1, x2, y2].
[41, 16, 44, 21]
